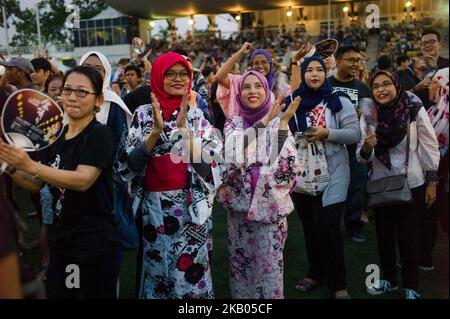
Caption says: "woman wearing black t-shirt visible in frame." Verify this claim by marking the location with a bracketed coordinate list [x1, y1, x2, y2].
[0, 66, 122, 299]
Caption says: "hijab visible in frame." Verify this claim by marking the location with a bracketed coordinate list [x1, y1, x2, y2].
[150, 52, 192, 120]
[235, 70, 273, 196]
[250, 49, 275, 92]
[79, 51, 132, 125]
[236, 70, 272, 129]
[427, 67, 449, 156]
[370, 70, 421, 169]
[284, 56, 346, 133]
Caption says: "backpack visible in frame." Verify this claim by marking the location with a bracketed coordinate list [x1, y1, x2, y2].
[112, 178, 139, 250]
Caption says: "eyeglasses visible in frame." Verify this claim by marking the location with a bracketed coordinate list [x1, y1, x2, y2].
[252, 61, 270, 68]
[371, 81, 394, 91]
[62, 87, 97, 97]
[421, 39, 438, 47]
[164, 70, 190, 80]
[341, 58, 362, 65]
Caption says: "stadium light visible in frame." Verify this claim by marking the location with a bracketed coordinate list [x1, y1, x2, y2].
[405, 1, 412, 7]
[235, 14, 241, 21]
[343, 6, 349, 13]
[287, 7, 293, 17]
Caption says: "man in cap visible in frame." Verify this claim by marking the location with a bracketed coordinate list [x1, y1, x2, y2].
[0, 57, 35, 90]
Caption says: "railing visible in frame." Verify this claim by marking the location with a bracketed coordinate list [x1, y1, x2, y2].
[0, 43, 75, 56]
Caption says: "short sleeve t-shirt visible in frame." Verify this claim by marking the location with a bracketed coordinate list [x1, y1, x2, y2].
[47, 120, 120, 257]
[328, 76, 371, 109]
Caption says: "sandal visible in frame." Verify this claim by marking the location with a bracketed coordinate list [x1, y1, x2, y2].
[295, 278, 323, 292]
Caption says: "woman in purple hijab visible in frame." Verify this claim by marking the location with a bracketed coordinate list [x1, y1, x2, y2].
[216, 70, 301, 299]
[216, 43, 281, 119]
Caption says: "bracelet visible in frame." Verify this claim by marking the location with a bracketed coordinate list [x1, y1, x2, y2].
[32, 162, 42, 179]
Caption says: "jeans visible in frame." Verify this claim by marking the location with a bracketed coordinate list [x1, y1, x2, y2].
[40, 185, 54, 225]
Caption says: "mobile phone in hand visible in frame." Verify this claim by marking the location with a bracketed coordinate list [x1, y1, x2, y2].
[303, 126, 316, 135]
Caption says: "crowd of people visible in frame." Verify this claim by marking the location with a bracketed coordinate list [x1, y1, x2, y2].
[0, 22, 448, 300]
[320, 23, 371, 50]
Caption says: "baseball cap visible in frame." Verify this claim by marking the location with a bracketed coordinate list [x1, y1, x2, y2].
[0, 57, 35, 75]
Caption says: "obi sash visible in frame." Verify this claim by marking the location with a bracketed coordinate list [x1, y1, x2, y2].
[145, 154, 188, 192]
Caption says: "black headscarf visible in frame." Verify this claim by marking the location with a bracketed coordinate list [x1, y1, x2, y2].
[370, 70, 421, 169]
[283, 56, 349, 134]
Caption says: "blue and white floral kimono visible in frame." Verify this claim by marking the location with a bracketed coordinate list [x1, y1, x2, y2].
[118, 104, 224, 299]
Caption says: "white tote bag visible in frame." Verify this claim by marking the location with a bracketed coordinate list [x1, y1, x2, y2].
[292, 104, 329, 195]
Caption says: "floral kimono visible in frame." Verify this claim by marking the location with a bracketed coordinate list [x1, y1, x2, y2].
[216, 115, 300, 299]
[118, 104, 223, 299]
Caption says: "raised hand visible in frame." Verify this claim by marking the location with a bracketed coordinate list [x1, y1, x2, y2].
[151, 93, 164, 133]
[261, 95, 286, 126]
[281, 96, 301, 125]
[176, 91, 190, 129]
[239, 42, 253, 55]
[293, 43, 314, 63]
[41, 46, 47, 59]
[143, 49, 152, 73]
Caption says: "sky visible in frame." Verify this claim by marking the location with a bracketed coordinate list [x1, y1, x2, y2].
[0, 0, 239, 48]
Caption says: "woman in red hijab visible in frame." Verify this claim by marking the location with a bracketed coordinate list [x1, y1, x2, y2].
[118, 52, 224, 299]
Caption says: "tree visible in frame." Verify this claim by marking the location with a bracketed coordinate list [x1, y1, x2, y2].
[10, 0, 108, 47]
[0, 0, 21, 28]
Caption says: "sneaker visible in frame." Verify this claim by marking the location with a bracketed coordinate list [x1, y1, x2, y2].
[351, 232, 366, 243]
[403, 289, 421, 299]
[367, 280, 399, 296]
[418, 264, 435, 271]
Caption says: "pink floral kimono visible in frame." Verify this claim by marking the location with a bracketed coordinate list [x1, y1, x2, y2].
[216, 115, 300, 299]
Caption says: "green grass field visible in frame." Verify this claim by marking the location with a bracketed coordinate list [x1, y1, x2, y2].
[15, 188, 449, 299]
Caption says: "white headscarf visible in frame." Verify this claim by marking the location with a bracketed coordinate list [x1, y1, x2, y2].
[427, 67, 449, 156]
[79, 51, 132, 126]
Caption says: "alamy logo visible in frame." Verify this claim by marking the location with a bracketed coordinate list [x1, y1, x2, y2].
[65, 3, 80, 29]
[365, 4, 380, 29]
[65, 264, 80, 289]
[365, 264, 381, 288]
